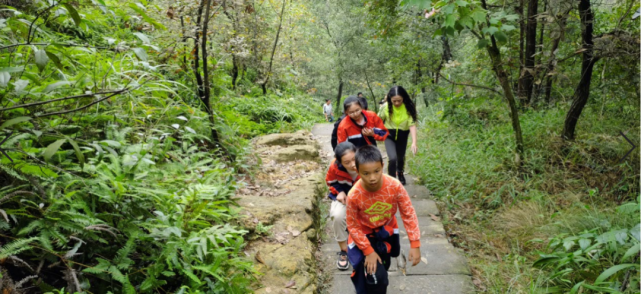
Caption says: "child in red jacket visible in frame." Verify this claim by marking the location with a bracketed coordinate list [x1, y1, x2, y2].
[325, 142, 359, 270]
[337, 96, 388, 148]
[346, 145, 422, 294]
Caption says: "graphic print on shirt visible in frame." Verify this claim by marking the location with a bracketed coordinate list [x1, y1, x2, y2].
[364, 201, 393, 223]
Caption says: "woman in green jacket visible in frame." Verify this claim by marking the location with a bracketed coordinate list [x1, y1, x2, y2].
[378, 86, 418, 185]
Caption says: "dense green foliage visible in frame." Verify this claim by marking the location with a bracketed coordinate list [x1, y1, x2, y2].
[410, 96, 639, 292]
[0, 0, 321, 293]
[0, 0, 638, 293]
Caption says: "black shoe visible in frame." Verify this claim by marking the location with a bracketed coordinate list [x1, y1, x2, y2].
[398, 172, 406, 185]
[336, 251, 349, 270]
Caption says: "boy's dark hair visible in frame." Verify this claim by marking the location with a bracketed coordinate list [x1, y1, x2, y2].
[326, 99, 331, 102]
[357, 92, 363, 96]
[343, 95, 364, 112]
[355, 145, 383, 170]
[334, 142, 357, 164]
[359, 97, 368, 110]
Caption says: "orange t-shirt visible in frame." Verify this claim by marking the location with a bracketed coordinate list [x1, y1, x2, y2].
[346, 174, 421, 256]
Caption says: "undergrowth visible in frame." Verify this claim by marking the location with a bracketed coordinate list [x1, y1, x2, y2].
[409, 96, 640, 293]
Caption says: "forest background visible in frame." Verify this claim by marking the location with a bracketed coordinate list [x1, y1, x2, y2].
[0, 0, 639, 293]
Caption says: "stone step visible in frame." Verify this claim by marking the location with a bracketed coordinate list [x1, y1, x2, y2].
[330, 273, 474, 294]
[406, 198, 439, 217]
[404, 184, 432, 200]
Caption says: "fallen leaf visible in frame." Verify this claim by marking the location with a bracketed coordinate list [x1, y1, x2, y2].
[285, 280, 296, 288]
[253, 218, 259, 224]
[291, 230, 301, 237]
[421, 257, 428, 264]
[400, 284, 406, 291]
[265, 287, 272, 293]
[429, 213, 440, 221]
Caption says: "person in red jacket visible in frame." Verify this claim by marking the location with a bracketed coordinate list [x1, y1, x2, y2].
[337, 96, 388, 148]
[346, 145, 422, 294]
[325, 142, 359, 270]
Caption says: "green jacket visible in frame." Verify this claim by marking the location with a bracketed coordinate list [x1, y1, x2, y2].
[378, 103, 416, 131]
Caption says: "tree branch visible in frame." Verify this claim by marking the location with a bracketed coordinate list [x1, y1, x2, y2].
[35, 89, 130, 118]
[438, 74, 502, 95]
[0, 89, 128, 112]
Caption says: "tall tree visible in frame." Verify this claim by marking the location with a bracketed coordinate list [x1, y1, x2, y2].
[260, 0, 287, 95]
[518, 0, 538, 106]
[562, 0, 597, 140]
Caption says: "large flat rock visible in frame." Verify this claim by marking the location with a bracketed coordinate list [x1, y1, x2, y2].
[330, 273, 474, 294]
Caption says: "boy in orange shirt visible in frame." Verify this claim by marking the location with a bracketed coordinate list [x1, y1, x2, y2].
[346, 145, 422, 293]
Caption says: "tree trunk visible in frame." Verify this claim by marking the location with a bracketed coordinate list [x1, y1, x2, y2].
[517, 0, 524, 92]
[261, 0, 287, 95]
[231, 55, 239, 90]
[533, 1, 546, 103]
[518, 0, 538, 106]
[488, 43, 525, 156]
[562, 0, 598, 140]
[481, 0, 524, 157]
[192, 0, 206, 104]
[544, 9, 570, 103]
[434, 36, 452, 84]
[336, 80, 344, 108]
[364, 69, 378, 112]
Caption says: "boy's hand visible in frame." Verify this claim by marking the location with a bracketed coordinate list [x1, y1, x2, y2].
[362, 128, 374, 137]
[411, 143, 418, 155]
[408, 247, 421, 266]
[336, 192, 347, 205]
[364, 251, 382, 274]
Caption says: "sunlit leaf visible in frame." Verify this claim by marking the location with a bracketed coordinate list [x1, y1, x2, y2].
[35, 49, 49, 72]
[44, 81, 71, 93]
[0, 72, 10, 88]
[62, 3, 82, 26]
[44, 139, 66, 162]
[132, 48, 148, 61]
[0, 116, 31, 129]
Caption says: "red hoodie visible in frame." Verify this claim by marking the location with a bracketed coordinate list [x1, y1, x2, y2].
[336, 110, 388, 148]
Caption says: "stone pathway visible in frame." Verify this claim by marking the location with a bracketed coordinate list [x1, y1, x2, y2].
[312, 123, 474, 294]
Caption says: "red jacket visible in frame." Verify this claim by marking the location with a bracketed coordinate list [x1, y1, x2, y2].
[336, 110, 388, 148]
[325, 159, 359, 200]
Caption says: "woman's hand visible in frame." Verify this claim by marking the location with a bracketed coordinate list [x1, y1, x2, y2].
[411, 143, 418, 155]
[336, 192, 347, 205]
[408, 247, 421, 266]
[364, 251, 382, 274]
[362, 127, 374, 137]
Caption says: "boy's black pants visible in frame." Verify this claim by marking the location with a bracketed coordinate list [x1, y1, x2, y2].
[349, 230, 400, 294]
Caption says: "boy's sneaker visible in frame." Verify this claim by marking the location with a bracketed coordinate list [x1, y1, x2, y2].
[337, 251, 349, 270]
[398, 172, 406, 185]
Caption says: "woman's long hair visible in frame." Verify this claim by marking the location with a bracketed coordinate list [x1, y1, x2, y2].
[386, 86, 417, 123]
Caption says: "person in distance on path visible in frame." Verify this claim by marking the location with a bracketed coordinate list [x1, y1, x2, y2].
[336, 96, 388, 148]
[323, 99, 335, 122]
[325, 142, 360, 270]
[378, 86, 418, 185]
[346, 146, 422, 294]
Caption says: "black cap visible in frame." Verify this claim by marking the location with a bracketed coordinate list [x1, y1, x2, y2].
[365, 262, 389, 293]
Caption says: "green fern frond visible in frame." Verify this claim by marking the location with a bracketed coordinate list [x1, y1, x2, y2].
[0, 237, 37, 259]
